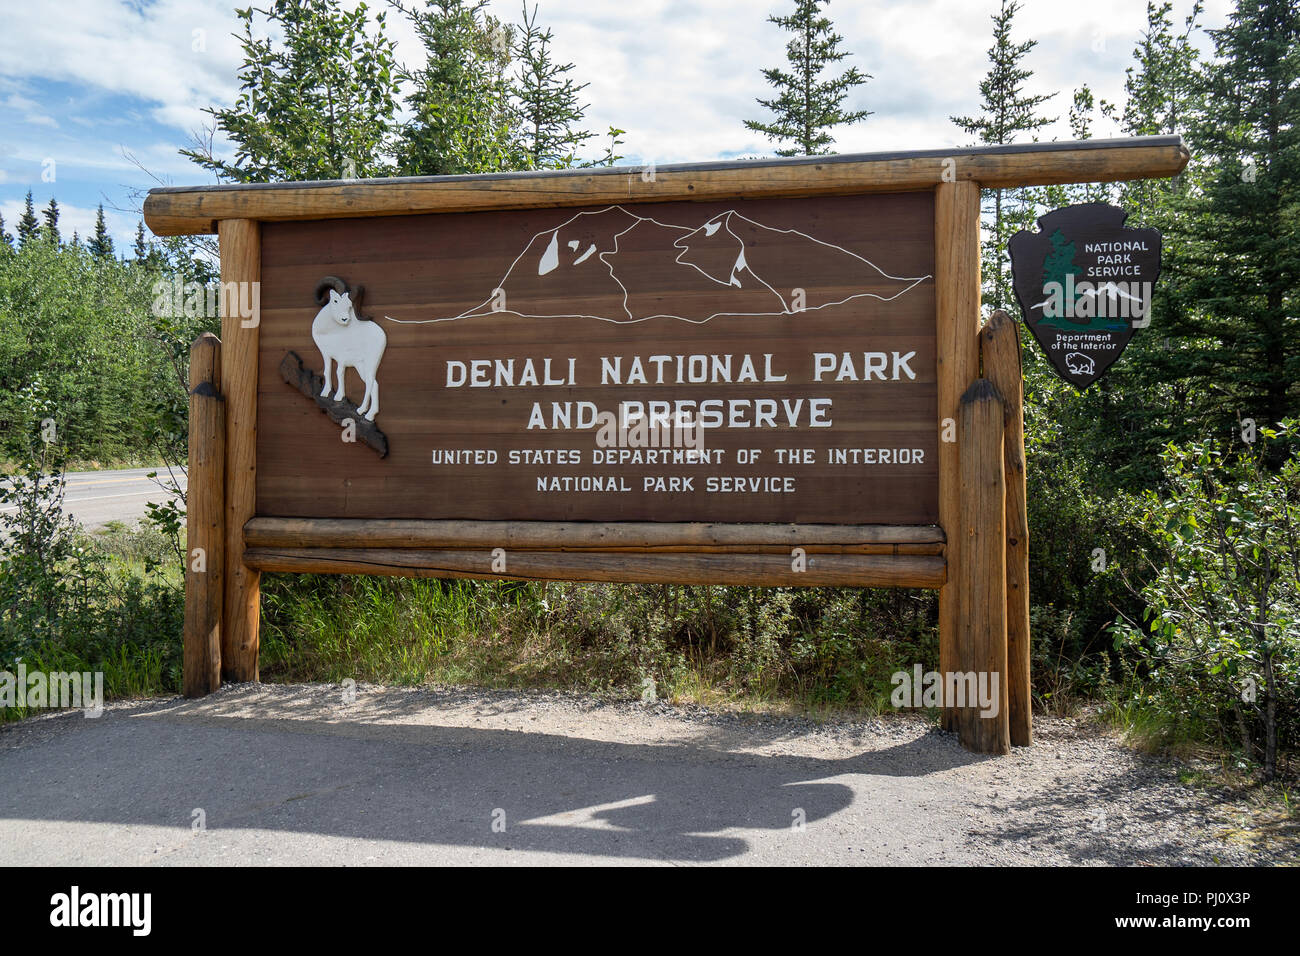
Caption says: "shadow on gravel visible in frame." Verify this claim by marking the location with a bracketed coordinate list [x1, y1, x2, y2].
[963, 775, 1244, 865]
[0, 690, 984, 863]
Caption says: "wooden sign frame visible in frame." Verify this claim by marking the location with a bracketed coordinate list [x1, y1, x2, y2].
[148, 135, 1188, 754]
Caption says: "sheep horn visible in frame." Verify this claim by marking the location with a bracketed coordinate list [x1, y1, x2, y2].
[314, 275, 348, 305]
[351, 284, 366, 317]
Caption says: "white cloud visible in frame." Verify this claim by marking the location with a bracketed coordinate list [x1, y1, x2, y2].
[3, 94, 58, 128]
[0, 0, 1234, 185]
[0, 0, 244, 137]
[472, 0, 1232, 161]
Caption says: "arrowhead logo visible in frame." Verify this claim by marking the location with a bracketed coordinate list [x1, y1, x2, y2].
[1009, 202, 1161, 390]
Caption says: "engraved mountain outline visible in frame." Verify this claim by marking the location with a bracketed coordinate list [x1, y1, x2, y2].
[384, 205, 932, 326]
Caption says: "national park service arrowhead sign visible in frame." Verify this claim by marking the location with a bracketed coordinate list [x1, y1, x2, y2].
[1009, 202, 1161, 390]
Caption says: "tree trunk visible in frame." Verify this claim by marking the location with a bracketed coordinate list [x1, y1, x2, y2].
[1231, 697, 1254, 764]
[1262, 649, 1277, 782]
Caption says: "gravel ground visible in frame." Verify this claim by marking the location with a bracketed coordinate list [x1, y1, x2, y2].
[0, 682, 1294, 865]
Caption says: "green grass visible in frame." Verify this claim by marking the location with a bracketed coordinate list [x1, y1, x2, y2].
[0, 521, 184, 723]
[1101, 689, 1218, 758]
[92, 520, 179, 566]
[8, 529, 941, 724]
[258, 574, 939, 713]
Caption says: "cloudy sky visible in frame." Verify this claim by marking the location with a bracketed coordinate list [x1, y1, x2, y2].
[0, 0, 1226, 249]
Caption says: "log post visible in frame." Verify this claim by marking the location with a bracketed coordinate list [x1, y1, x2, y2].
[183, 333, 224, 697]
[957, 379, 1010, 754]
[219, 219, 261, 682]
[935, 180, 982, 731]
[981, 310, 1032, 746]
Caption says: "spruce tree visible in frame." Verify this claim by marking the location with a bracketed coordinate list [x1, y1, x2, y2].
[89, 204, 115, 259]
[394, 0, 517, 175]
[0, 212, 11, 249]
[744, 0, 871, 156]
[1081, 3, 1205, 466]
[16, 191, 39, 247]
[1167, 0, 1300, 435]
[133, 221, 150, 261]
[41, 198, 60, 245]
[1119, 2, 1205, 219]
[950, 0, 1056, 311]
[1040, 229, 1082, 319]
[182, 0, 400, 182]
[1124, 1, 1205, 137]
[511, 3, 594, 169]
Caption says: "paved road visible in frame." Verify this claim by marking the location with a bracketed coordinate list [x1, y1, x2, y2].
[0, 468, 186, 530]
[0, 684, 1280, 866]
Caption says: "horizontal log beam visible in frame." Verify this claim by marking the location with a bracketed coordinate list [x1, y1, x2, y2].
[243, 547, 946, 588]
[244, 516, 945, 552]
[145, 137, 1188, 236]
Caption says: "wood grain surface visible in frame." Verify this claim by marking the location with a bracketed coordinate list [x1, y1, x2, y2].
[144, 137, 1189, 235]
[934, 181, 982, 728]
[243, 516, 944, 552]
[256, 192, 939, 525]
[243, 547, 947, 588]
[983, 311, 1032, 745]
[183, 333, 223, 697]
[219, 219, 260, 682]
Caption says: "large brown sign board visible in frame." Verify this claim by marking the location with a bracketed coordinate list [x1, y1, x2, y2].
[257, 192, 937, 524]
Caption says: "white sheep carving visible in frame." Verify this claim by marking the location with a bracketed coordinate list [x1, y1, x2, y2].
[312, 276, 387, 421]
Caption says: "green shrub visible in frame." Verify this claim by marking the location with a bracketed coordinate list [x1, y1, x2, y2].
[1110, 423, 1299, 780]
[0, 458, 183, 721]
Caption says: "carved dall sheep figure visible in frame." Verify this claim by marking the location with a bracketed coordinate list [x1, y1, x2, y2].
[312, 276, 386, 421]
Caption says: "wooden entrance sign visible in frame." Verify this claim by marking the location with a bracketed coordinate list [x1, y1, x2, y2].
[146, 136, 1188, 754]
